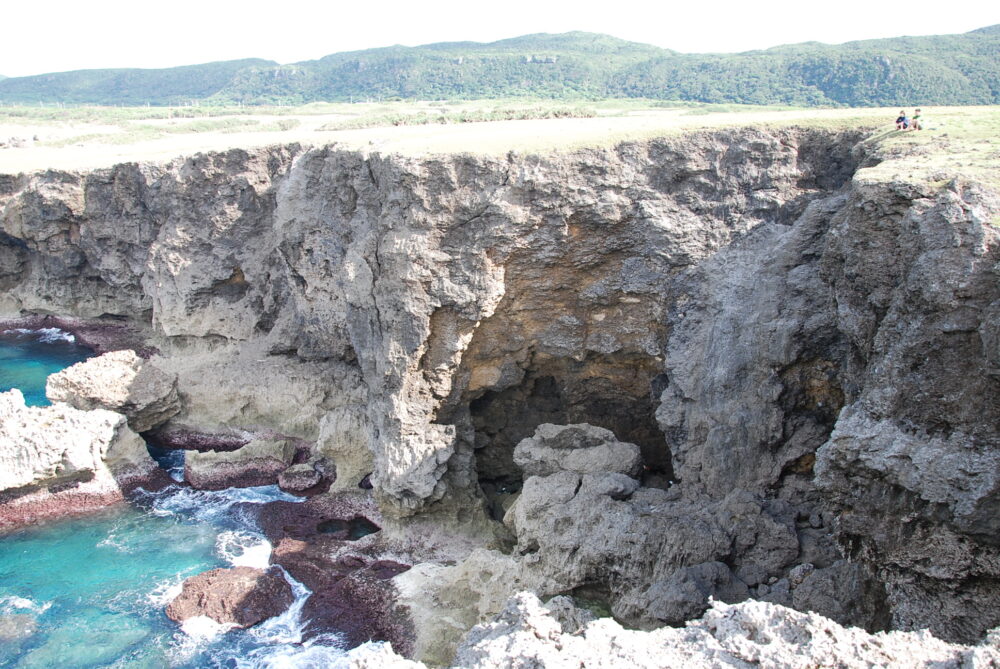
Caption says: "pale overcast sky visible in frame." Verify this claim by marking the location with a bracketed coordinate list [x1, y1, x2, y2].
[1, 0, 996, 77]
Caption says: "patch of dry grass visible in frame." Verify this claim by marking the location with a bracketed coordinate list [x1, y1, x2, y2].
[0, 101, 998, 195]
[852, 106, 1000, 191]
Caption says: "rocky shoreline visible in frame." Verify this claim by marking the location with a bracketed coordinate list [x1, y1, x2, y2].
[2, 127, 999, 665]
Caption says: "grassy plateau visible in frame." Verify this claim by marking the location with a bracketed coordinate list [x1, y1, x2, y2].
[0, 101, 997, 198]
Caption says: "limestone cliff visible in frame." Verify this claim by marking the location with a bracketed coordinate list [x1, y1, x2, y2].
[2, 127, 999, 651]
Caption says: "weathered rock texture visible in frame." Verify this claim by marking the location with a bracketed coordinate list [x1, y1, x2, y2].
[46, 349, 180, 432]
[165, 566, 294, 628]
[0, 388, 158, 529]
[361, 592, 1000, 669]
[3, 129, 1000, 653]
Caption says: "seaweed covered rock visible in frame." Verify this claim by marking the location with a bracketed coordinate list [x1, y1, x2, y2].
[165, 566, 293, 629]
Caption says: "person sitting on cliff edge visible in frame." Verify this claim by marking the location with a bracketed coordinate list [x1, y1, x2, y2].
[911, 108, 923, 130]
[896, 110, 909, 130]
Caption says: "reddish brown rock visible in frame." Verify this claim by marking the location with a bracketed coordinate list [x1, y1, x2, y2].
[145, 425, 250, 452]
[165, 566, 294, 629]
[270, 536, 413, 653]
[259, 492, 382, 541]
[278, 464, 323, 494]
[259, 493, 413, 652]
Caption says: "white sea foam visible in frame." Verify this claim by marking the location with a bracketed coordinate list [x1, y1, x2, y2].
[139, 484, 302, 524]
[154, 449, 185, 482]
[96, 533, 130, 552]
[246, 567, 313, 646]
[0, 594, 52, 616]
[165, 566, 339, 668]
[217, 530, 272, 569]
[181, 615, 238, 640]
[231, 635, 353, 669]
[97, 520, 133, 553]
[168, 615, 239, 664]
[146, 576, 186, 608]
[6, 327, 76, 343]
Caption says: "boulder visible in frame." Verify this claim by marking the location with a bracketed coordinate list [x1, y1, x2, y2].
[278, 463, 323, 493]
[165, 566, 294, 629]
[513, 423, 643, 478]
[185, 438, 295, 489]
[46, 349, 180, 433]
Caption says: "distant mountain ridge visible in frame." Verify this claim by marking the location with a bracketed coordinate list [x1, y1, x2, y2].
[0, 28, 997, 107]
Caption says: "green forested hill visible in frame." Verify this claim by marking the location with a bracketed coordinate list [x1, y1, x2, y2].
[0, 59, 277, 106]
[0, 28, 996, 107]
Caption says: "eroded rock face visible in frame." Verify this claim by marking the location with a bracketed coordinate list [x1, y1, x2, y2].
[0, 132, 864, 518]
[810, 179, 1000, 644]
[165, 566, 294, 629]
[46, 349, 180, 433]
[497, 426, 872, 634]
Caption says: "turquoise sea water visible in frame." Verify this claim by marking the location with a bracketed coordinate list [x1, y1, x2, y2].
[0, 328, 92, 405]
[0, 330, 354, 668]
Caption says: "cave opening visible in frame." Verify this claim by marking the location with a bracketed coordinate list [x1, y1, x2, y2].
[466, 353, 672, 520]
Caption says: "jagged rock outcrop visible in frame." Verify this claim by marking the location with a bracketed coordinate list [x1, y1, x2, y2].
[165, 566, 294, 628]
[808, 178, 1000, 644]
[352, 592, 1000, 669]
[0, 388, 158, 529]
[495, 424, 869, 634]
[3, 127, 999, 655]
[461, 593, 1000, 669]
[45, 349, 180, 432]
